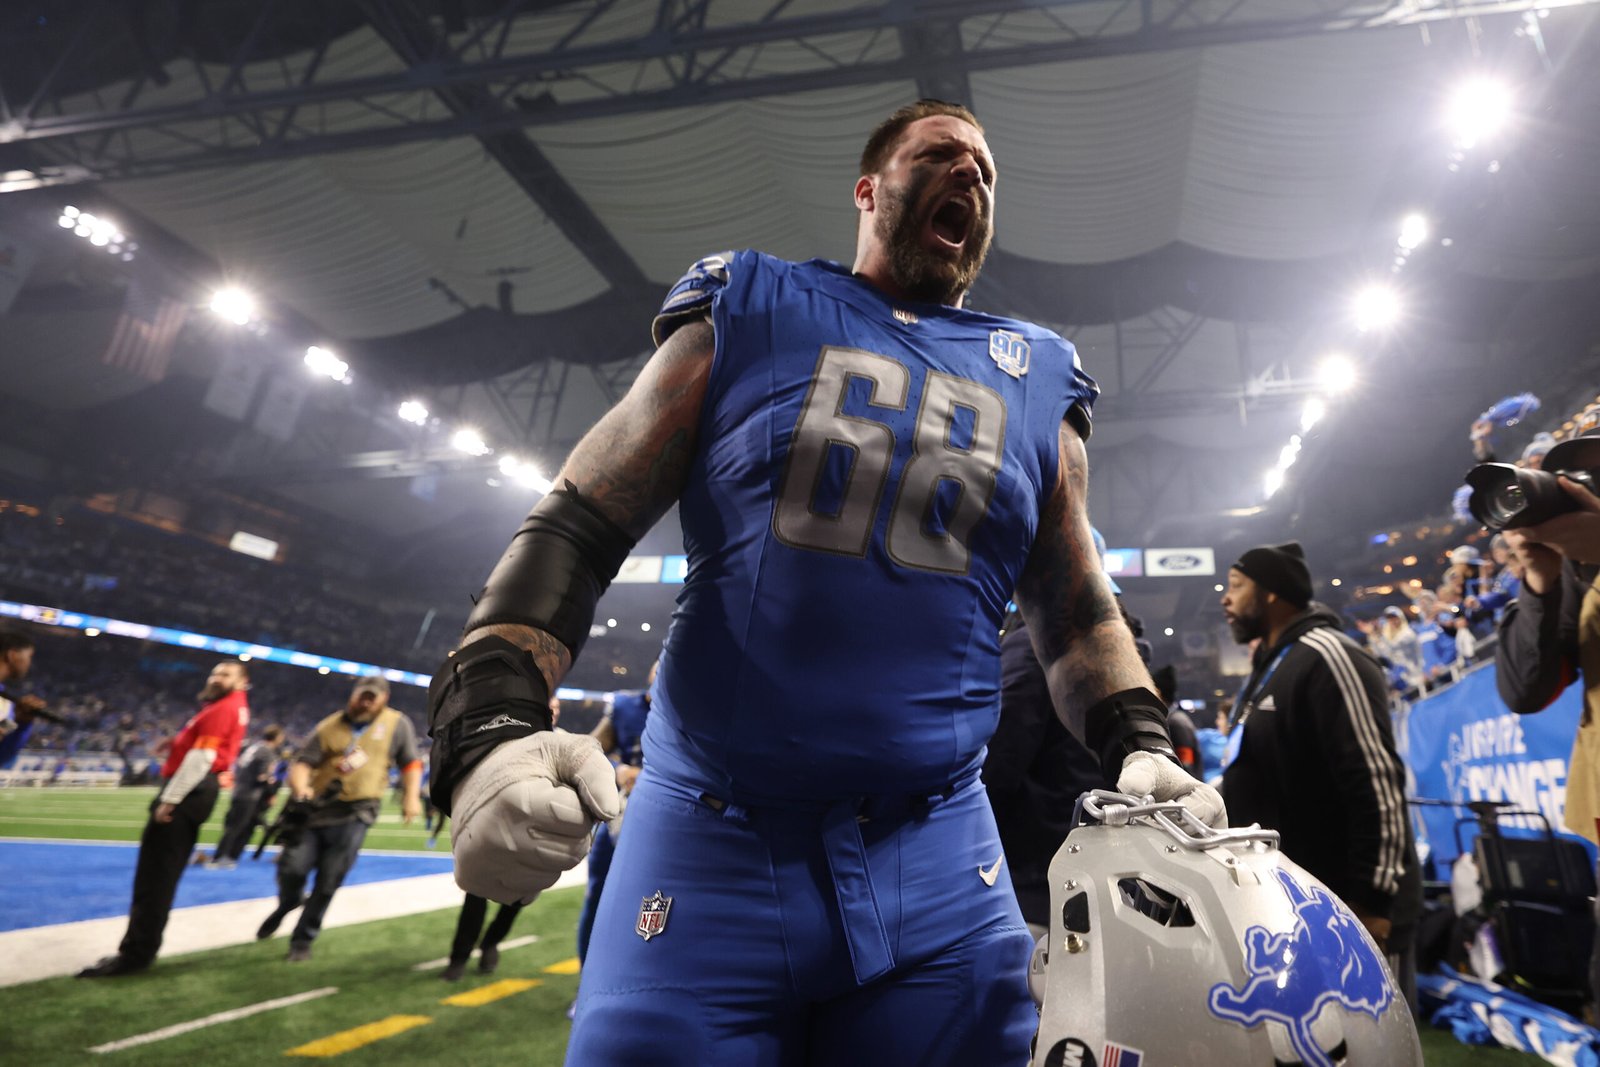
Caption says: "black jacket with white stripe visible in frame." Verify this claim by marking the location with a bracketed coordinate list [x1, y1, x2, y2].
[1221, 604, 1421, 924]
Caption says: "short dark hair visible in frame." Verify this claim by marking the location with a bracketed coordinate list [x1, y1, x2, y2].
[860, 99, 984, 176]
[262, 725, 285, 742]
[0, 631, 35, 655]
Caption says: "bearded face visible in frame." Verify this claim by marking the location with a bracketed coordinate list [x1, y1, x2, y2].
[862, 115, 997, 306]
[1222, 573, 1269, 645]
[873, 167, 994, 306]
[198, 664, 244, 703]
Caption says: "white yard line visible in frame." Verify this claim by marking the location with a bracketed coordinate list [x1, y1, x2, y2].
[411, 934, 542, 971]
[0, 862, 587, 987]
[87, 987, 339, 1053]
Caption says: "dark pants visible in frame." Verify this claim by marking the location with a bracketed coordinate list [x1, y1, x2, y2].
[275, 819, 368, 948]
[118, 775, 220, 965]
[1389, 922, 1419, 1016]
[449, 894, 525, 965]
[212, 785, 265, 862]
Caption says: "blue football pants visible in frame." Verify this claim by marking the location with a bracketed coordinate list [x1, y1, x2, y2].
[565, 773, 1036, 1066]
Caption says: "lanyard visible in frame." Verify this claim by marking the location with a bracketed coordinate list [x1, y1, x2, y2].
[341, 716, 373, 757]
[1223, 644, 1291, 769]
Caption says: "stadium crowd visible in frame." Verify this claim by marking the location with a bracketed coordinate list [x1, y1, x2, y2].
[0, 502, 466, 674]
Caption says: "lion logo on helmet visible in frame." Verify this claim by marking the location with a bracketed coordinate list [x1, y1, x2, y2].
[1208, 868, 1396, 1067]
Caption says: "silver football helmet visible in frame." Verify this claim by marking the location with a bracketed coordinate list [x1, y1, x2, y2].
[1029, 791, 1421, 1067]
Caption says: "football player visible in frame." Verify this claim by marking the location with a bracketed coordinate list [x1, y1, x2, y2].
[427, 99, 1224, 1065]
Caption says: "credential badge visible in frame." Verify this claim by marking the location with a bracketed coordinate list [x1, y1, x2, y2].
[636, 890, 673, 941]
[989, 329, 1030, 379]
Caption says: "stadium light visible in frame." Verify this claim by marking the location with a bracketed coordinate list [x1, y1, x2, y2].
[1301, 397, 1327, 434]
[1164, 627, 1175, 637]
[58, 206, 135, 259]
[1277, 435, 1303, 471]
[641, 622, 652, 632]
[1352, 285, 1400, 332]
[1397, 213, 1429, 251]
[304, 345, 350, 383]
[1318, 354, 1357, 395]
[209, 287, 257, 326]
[1264, 467, 1286, 498]
[397, 400, 429, 425]
[1447, 77, 1513, 148]
[498, 454, 552, 493]
[606, 618, 617, 628]
[452, 428, 490, 457]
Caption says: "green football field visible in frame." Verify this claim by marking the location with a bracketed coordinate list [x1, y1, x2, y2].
[0, 788, 1544, 1065]
[0, 784, 452, 851]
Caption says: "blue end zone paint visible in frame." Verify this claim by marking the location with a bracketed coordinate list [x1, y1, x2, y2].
[0, 841, 453, 931]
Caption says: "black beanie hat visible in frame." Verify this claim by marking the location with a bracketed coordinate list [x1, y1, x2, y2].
[1232, 541, 1313, 608]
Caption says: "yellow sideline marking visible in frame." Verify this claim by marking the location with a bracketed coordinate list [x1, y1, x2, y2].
[440, 978, 542, 1007]
[284, 1015, 432, 1057]
[542, 957, 581, 975]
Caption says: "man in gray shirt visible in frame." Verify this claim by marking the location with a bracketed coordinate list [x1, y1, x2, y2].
[256, 677, 421, 961]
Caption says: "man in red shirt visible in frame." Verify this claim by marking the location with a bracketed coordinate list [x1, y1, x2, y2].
[79, 660, 251, 977]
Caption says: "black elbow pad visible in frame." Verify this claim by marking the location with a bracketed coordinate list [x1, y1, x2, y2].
[464, 482, 637, 659]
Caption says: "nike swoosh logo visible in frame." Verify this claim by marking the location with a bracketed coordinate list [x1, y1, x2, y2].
[978, 854, 1005, 887]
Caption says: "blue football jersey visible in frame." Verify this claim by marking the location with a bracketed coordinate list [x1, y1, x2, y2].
[645, 251, 1098, 803]
[608, 690, 650, 768]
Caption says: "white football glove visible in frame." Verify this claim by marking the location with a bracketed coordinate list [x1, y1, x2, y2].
[1116, 750, 1228, 828]
[450, 731, 621, 904]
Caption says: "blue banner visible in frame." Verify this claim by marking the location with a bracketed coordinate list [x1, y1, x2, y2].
[1406, 663, 1592, 875]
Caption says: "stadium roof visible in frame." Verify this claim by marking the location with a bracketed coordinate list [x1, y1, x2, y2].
[1, 0, 1598, 569]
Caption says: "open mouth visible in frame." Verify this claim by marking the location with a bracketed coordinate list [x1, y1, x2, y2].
[928, 195, 973, 250]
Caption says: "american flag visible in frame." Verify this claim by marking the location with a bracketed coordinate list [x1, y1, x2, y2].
[102, 279, 188, 382]
[1103, 1042, 1143, 1067]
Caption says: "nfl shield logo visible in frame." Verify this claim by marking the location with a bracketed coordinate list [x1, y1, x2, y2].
[636, 890, 673, 941]
[989, 330, 1030, 379]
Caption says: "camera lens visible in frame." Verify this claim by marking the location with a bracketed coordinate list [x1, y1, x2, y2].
[1465, 462, 1579, 530]
[1486, 484, 1525, 527]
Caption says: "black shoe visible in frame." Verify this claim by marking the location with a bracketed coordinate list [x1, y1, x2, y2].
[286, 944, 312, 963]
[77, 955, 149, 978]
[257, 908, 288, 940]
[478, 946, 500, 974]
[440, 961, 468, 982]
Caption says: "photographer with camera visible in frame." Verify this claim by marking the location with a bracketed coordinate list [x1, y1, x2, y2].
[1481, 429, 1600, 1010]
[255, 675, 421, 962]
[0, 630, 55, 769]
[79, 660, 251, 978]
[205, 724, 287, 868]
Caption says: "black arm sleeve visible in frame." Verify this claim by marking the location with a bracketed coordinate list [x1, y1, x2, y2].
[464, 482, 637, 659]
[1495, 560, 1584, 714]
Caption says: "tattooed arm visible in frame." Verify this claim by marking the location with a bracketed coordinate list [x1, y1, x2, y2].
[1014, 421, 1152, 742]
[1015, 420, 1226, 824]
[462, 318, 715, 692]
